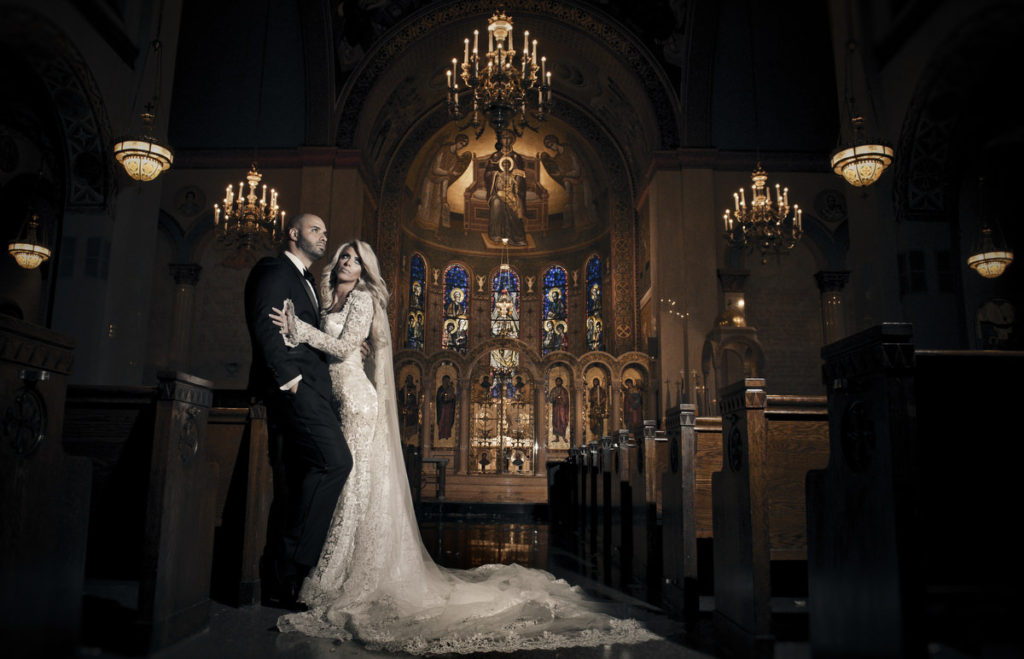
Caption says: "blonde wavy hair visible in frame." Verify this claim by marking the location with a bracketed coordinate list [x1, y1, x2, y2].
[319, 240, 391, 345]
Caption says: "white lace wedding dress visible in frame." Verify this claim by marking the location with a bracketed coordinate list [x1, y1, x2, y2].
[276, 288, 659, 654]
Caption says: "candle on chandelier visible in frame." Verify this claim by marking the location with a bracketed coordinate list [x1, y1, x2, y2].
[523, 30, 529, 56]
[464, 38, 469, 64]
[541, 55, 546, 78]
[739, 187, 746, 207]
[446, 69, 452, 91]
[214, 204, 220, 225]
[239, 181, 244, 199]
[783, 187, 789, 206]
[733, 192, 739, 212]
[546, 71, 551, 103]
[775, 183, 781, 207]
[723, 211, 729, 232]
[532, 39, 537, 63]
[795, 206, 802, 230]
[262, 184, 268, 204]
[474, 30, 479, 54]
[280, 210, 286, 234]
[488, 29, 493, 53]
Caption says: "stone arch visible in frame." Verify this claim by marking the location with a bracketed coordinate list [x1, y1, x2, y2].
[0, 7, 112, 211]
[893, 3, 1024, 224]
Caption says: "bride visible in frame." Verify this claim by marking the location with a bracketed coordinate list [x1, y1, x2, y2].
[269, 240, 659, 654]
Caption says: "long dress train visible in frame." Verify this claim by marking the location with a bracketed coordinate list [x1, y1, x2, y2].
[276, 288, 659, 654]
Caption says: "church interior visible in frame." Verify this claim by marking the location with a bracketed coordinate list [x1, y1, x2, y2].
[2, 0, 1022, 657]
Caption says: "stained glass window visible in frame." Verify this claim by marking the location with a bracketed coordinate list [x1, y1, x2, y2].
[490, 266, 520, 374]
[405, 253, 426, 350]
[541, 265, 568, 355]
[442, 264, 469, 353]
[585, 255, 604, 351]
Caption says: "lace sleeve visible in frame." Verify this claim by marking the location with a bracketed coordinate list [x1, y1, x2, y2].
[285, 290, 372, 361]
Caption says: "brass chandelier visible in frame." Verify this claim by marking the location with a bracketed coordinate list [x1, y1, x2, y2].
[722, 164, 803, 263]
[213, 163, 285, 251]
[214, 1, 285, 250]
[446, 11, 551, 152]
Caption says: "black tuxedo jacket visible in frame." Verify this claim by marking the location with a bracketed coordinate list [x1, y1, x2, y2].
[244, 253, 332, 404]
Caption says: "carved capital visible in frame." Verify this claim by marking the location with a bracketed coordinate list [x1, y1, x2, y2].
[169, 263, 202, 287]
[815, 270, 851, 293]
[717, 268, 750, 293]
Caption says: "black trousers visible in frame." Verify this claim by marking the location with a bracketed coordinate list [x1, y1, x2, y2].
[265, 384, 352, 574]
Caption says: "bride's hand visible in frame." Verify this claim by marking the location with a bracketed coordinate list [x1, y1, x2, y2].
[269, 306, 288, 335]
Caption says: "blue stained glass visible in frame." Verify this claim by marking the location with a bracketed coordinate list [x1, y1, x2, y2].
[406, 254, 426, 350]
[585, 255, 604, 351]
[442, 264, 469, 354]
[541, 266, 568, 355]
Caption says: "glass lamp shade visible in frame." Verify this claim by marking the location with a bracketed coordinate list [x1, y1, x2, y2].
[113, 136, 174, 182]
[967, 227, 1013, 278]
[8, 214, 51, 269]
[8, 241, 52, 269]
[967, 250, 1013, 278]
[830, 142, 894, 187]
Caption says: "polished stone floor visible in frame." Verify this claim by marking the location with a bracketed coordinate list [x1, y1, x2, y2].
[73, 511, 986, 659]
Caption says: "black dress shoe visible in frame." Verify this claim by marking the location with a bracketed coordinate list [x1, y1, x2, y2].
[262, 578, 307, 612]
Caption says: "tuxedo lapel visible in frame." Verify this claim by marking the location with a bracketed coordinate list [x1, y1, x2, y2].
[280, 254, 319, 315]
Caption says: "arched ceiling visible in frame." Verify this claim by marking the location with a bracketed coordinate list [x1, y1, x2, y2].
[335, 0, 683, 188]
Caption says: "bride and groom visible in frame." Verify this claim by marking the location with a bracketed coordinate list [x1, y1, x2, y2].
[246, 213, 658, 653]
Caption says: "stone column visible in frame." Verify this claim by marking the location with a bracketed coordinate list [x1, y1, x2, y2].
[458, 376, 471, 474]
[574, 378, 585, 447]
[610, 379, 621, 438]
[534, 380, 547, 470]
[168, 264, 201, 370]
[815, 271, 851, 346]
[419, 383, 431, 453]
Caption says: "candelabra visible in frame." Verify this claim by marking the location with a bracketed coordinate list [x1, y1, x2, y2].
[447, 12, 551, 152]
[213, 163, 285, 251]
[722, 164, 803, 263]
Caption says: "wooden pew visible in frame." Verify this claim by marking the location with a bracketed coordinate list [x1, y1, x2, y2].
[662, 404, 721, 617]
[711, 378, 829, 658]
[628, 420, 667, 602]
[582, 441, 600, 572]
[206, 395, 272, 606]
[0, 316, 90, 657]
[64, 372, 219, 652]
[596, 436, 615, 584]
[807, 324, 1024, 657]
[609, 429, 634, 590]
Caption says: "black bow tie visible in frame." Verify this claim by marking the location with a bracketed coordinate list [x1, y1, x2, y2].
[303, 269, 316, 288]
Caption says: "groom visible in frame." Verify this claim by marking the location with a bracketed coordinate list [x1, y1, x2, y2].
[244, 212, 353, 609]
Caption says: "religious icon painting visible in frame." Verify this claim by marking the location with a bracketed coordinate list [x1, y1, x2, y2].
[433, 362, 459, 449]
[620, 365, 647, 437]
[541, 265, 568, 355]
[441, 264, 469, 354]
[583, 365, 610, 443]
[585, 254, 604, 351]
[546, 365, 572, 450]
[406, 253, 426, 350]
[396, 363, 422, 447]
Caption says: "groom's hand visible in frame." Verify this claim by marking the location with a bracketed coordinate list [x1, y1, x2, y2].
[360, 340, 371, 361]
